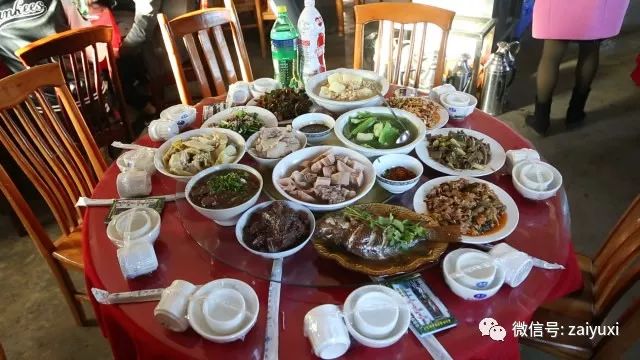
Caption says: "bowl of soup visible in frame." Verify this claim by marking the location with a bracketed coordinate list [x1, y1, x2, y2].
[334, 107, 427, 157]
[186, 164, 263, 226]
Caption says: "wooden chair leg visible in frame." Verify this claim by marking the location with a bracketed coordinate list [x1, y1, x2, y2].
[53, 261, 90, 326]
[255, 0, 268, 58]
[336, 0, 345, 36]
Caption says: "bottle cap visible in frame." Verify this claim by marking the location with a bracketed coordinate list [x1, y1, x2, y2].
[304, 0, 315, 6]
[277, 5, 287, 13]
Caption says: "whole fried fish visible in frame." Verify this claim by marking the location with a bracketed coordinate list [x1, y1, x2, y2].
[314, 204, 460, 260]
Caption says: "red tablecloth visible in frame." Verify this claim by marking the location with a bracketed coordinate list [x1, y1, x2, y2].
[83, 106, 582, 360]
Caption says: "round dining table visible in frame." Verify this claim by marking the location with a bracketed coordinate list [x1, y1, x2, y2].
[83, 96, 582, 360]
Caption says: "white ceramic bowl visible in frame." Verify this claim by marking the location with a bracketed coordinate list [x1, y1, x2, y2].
[185, 164, 263, 226]
[202, 288, 246, 335]
[305, 68, 390, 113]
[116, 149, 156, 174]
[334, 107, 427, 158]
[343, 285, 410, 348]
[250, 78, 279, 98]
[154, 128, 246, 182]
[353, 291, 399, 339]
[443, 249, 505, 301]
[201, 106, 278, 133]
[439, 92, 477, 120]
[512, 160, 562, 201]
[454, 251, 497, 289]
[106, 207, 161, 248]
[245, 128, 307, 169]
[292, 113, 335, 143]
[372, 154, 423, 194]
[188, 279, 259, 343]
[271, 146, 375, 212]
[235, 200, 315, 259]
[160, 104, 196, 128]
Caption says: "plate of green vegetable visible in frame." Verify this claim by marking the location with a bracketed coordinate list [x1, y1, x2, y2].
[201, 106, 278, 139]
[334, 107, 427, 157]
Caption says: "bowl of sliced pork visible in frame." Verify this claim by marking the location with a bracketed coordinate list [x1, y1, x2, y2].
[246, 126, 307, 168]
[272, 146, 375, 211]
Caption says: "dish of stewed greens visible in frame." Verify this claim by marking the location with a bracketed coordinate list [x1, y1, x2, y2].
[189, 169, 260, 209]
[427, 130, 490, 170]
[343, 112, 414, 149]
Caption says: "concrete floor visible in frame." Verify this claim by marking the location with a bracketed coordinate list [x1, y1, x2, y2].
[1, 1, 639, 359]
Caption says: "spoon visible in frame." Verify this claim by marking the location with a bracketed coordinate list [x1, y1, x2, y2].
[378, 92, 411, 145]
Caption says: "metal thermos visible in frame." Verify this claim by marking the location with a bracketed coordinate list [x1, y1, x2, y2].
[447, 53, 473, 93]
[480, 41, 519, 115]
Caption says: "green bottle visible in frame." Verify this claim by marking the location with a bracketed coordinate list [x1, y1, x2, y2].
[270, 6, 301, 88]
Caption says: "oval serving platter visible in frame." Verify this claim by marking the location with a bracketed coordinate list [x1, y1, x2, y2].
[312, 203, 456, 276]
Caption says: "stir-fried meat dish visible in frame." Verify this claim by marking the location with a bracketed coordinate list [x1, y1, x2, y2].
[427, 131, 491, 170]
[387, 97, 442, 129]
[244, 202, 310, 252]
[424, 179, 506, 236]
[278, 151, 367, 204]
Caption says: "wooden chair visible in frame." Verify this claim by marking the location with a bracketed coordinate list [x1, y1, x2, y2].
[15, 25, 133, 147]
[201, 0, 276, 59]
[158, 2, 254, 105]
[0, 63, 107, 326]
[353, 2, 454, 88]
[522, 195, 640, 359]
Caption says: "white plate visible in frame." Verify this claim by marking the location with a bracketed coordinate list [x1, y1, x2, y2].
[412, 176, 519, 244]
[429, 104, 449, 130]
[415, 128, 506, 177]
[271, 146, 376, 212]
[153, 128, 246, 182]
[343, 285, 410, 348]
[391, 96, 449, 131]
[201, 105, 278, 131]
[187, 279, 259, 343]
[334, 106, 428, 158]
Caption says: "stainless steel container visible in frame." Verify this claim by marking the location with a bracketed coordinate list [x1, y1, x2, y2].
[479, 41, 519, 115]
[447, 53, 473, 93]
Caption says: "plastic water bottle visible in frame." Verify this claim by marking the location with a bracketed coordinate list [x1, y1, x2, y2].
[270, 6, 301, 88]
[298, 0, 326, 85]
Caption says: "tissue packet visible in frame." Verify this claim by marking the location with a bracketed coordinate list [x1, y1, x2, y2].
[105, 198, 165, 224]
[386, 274, 457, 336]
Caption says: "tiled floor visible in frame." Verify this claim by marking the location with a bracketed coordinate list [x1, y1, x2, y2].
[1, 1, 639, 359]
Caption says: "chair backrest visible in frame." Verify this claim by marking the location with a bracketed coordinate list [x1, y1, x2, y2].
[353, 2, 454, 89]
[591, 195, 640, 322]
[0, 63, 106, 236]
[593, 297, 640, 359]
[15, 25, 132, 144]
[158, 1, 253, 105]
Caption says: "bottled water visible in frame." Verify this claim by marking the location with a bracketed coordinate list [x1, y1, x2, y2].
[298, 0, 326, 85]
[270, 6, 301, 88]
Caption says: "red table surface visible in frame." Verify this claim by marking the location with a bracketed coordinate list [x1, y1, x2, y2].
[84, 105, 582, 360]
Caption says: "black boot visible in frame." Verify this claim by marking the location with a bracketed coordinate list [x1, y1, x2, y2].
[525, 99, 551, 136]
[566, 87, 590, 128]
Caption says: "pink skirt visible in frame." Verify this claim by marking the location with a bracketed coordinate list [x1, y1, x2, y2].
[532, 0, 630, 40]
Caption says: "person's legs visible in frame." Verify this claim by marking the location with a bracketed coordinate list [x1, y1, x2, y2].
[526, 39, 568, 135]
[566, 40, 600, 125]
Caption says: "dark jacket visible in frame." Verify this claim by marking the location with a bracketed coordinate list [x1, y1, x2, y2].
[0, 0, 86, 73]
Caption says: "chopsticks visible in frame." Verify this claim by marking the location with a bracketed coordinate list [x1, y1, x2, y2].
[75, 193, 185, 207]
